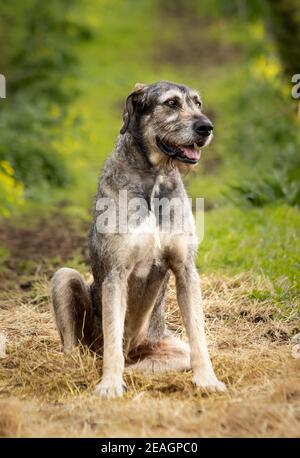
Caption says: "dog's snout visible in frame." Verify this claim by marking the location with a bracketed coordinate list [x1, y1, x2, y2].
[193, 118, 213, 137]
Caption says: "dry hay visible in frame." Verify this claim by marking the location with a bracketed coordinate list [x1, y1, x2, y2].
[0, 273, 299, 437]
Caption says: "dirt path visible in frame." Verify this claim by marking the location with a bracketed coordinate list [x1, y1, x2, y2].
[0, 216, 299, 437]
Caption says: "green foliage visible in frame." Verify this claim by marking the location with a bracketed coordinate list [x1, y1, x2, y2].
[227, 167, 300, 208]
[198, 205, 300, 305]
[228, 174, 300, 208]
[0, 0, 91, 204]
[265, 0, 300, 77]
[0, 0, 91, 100]
[0, 98, 70, 188]
[225, 106, 300, 208]
[0, 161, 24, 217]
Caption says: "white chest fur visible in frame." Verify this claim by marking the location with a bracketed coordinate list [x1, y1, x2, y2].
[128, 210, 197, 278]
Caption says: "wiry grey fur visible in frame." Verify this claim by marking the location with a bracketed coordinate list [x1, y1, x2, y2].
[50, 81, 226, 398]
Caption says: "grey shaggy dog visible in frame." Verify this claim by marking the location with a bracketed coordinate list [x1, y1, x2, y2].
[50, 81, 226, 398]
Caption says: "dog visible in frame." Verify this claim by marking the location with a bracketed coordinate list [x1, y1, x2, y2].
[50, 81, 226, 398]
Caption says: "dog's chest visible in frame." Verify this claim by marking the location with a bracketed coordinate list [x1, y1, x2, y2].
[130, 228, 188, 278]
[128, 176, 196, 277]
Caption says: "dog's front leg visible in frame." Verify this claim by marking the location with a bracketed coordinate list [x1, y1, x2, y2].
[174, 262, 226, 393]
[95, 272, 127, 398]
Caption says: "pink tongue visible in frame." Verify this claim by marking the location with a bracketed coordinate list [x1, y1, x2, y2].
[181, 147, 201, 160]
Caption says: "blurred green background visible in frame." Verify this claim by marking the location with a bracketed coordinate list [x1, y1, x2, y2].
[0, 0, 299, 308]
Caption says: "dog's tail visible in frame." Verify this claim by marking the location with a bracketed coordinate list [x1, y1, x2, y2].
[50, 267, 102, 352]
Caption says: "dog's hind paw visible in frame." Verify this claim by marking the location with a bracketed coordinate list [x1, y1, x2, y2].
[94, 378, 126, 399]
[192, 372, 227, 394]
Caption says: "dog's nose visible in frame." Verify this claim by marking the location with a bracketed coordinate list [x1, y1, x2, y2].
[193, 119, 213, 137]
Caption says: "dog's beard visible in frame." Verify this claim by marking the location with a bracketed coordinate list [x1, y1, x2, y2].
[155, 136, 202, 166]
[148, 148, 198, 172]
[144, 129, 208, 170]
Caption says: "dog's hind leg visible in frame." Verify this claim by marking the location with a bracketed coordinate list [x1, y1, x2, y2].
[50, 267, 101, 352]
[126, 334, 191, 373]
[126, 269, 190, 373]
[124, 267, 169, 354]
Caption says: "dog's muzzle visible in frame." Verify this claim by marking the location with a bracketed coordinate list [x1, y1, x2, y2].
[156, 136, 203, 164]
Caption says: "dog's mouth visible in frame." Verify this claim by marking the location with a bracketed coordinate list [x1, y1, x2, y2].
[156, 136, 202, 164]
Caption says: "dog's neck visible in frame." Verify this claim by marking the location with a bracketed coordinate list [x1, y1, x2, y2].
[114, 133, 180, 181]
[97, 133, 187, 223]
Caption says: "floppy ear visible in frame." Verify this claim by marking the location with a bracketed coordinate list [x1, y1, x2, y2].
[120, 83, 148, 134]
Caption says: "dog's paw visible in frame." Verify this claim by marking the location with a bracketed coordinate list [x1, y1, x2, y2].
[192, 372, 227, 393]
[94, 377, 126, 399]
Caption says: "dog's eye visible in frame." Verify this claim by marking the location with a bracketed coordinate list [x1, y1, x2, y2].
[165, 99, 177, 107]
[195, 101, 202, 108]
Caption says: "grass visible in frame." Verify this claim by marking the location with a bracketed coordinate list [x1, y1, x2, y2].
[0, 271, 299, 437]
[0, 206, 299, 437]
[198, 205, 300, 306]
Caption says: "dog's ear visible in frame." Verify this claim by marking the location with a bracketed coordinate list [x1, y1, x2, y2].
[120, 83, 148, 134]
[133, 83, 147, 92]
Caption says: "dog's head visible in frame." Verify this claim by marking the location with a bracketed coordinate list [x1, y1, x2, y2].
[120, 80, 213, 168]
